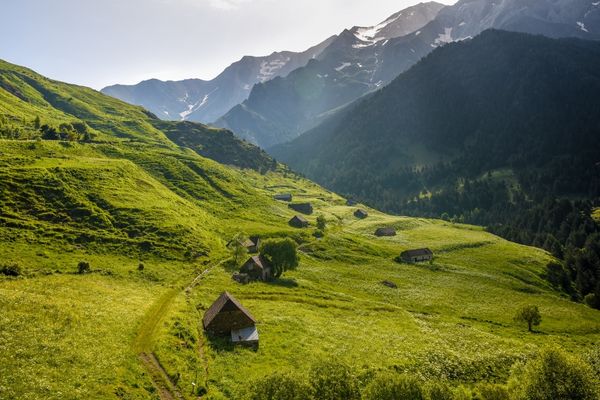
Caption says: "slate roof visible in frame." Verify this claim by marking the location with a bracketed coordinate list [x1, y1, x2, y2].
[203, 292, 256, 329]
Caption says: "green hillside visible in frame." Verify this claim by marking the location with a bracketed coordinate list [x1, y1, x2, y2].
[0, 59, 599, 399]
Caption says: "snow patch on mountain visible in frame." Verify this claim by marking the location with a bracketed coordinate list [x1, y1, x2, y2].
[434, 27, 454, 46]
[335, 62, 352, 72]
[258, 57, 291, 82]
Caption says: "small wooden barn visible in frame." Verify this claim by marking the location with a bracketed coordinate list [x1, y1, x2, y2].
[400, 248, 433, 263]
[375, 227, 396, 237]
[289, 215, 309, 228]
[354, 209, 368, 219]
[203, 292, 258, 343]
[240, 255, 272, 282]
[240, 236, 260, 254]
[274, 193, 293, 202]
[288, 202, 313, 215]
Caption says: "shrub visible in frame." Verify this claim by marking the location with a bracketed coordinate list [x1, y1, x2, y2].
[249, 373, 312, 400]
[77, 261, 91, 274]
[309, 361, 360, 400]
[473, 383, 509, 400]
[316, 215, 326, 231]
[313, 229, 324, 238]
[138, 263, 145, 271]
[508, 347, 599, 400]
[0, 263, 22, 277]
[453, 385, 474, 400]
[425, 381, 454, 400]
[362, 372, 424, 400]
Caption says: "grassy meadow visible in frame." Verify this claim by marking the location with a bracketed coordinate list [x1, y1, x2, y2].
[1, 138, 598, 399]
[0, 57, 599, 399]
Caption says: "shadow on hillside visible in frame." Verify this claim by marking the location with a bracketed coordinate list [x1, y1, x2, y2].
[267, 278, 299, 288]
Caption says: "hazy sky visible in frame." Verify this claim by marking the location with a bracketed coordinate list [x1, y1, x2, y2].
[1, 0, 455, 90]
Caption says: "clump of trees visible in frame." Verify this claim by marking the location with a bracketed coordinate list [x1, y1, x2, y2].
[514, 305, 542, 332]
[40, 122, 92, 141]
[260, 238, 299, 279]
[247, 349, 599, 400]
[509, 348, 599, 400]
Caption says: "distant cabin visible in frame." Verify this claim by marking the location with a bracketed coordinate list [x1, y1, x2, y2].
[288, 202, 313, 215]
[274, 193, 293, 202]
[241, 236, 260, 254]
[400, 248, 433, 263]
[354, 209, 368, 219]
[346, 199, 358, 206]
[375, 227, 396, 237]
[240, 255, 272, 282]
[289, 215, 309, 228]
[203, 292, 258, 347]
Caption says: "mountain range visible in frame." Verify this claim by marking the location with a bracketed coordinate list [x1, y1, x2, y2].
[216, 0, 600, 148]
[271, 29, 600, 233]
[101, 36, 336, 124]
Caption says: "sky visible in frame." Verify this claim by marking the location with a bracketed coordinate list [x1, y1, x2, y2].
[1, 0, 455, 90]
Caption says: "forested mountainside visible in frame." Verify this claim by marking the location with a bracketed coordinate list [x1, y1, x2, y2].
[272, 30, 600, 307]
[218, 0, 600, 148]
[101, 36, 336, 123]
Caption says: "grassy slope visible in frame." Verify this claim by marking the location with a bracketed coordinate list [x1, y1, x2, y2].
[0, 60, 599, 399]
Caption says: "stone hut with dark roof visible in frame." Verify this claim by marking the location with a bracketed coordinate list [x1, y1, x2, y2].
[203, 292, 257, 337]
[274, 193, 293, 202]
[375, 227, 396, 237]
[354, 209, 368, 219]
[400, 248, 433, 263]
[289, 215, 309, 228]
[240, 255, 272, 282]
[288, 202, 313, 215]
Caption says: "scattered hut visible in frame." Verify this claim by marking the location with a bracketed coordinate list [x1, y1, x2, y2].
[354, 209, 368, 219]
[241, 236, 260, 253]
[400, 248, 433, 263]
[381, 280, 398, 289]
[274, 193, 293, 202]
[288, 202, 313, 215]
[240, 255, 272, 282]
[203, 292, 258, 343]
[289, 215, 309, 228]
[375, 227, 396, 237]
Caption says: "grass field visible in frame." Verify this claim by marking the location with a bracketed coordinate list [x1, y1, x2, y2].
[0, 58, 599, 399]
[1, 139, 599, 399]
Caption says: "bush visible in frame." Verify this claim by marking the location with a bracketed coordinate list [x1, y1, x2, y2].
[473, 383, 509, 400]
[508, 347, 599, 400]
[138, 263, 145, 271]
[309, 361, 360, 400]
[313, 229, 324, 238]
[248, 373, 312, 400]
[316, 215, 326, 230]
[425, 381, 454, 400]
[77, 261, 91, 274]
[0, 263, 22, 277]
[362, 372, 424, 400]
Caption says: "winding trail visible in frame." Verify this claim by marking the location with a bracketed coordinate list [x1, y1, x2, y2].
[134, 259, 228, 400]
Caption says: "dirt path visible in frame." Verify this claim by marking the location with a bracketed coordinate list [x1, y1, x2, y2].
[135, 259, 228, 400]
[140, 352, 185, 400]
